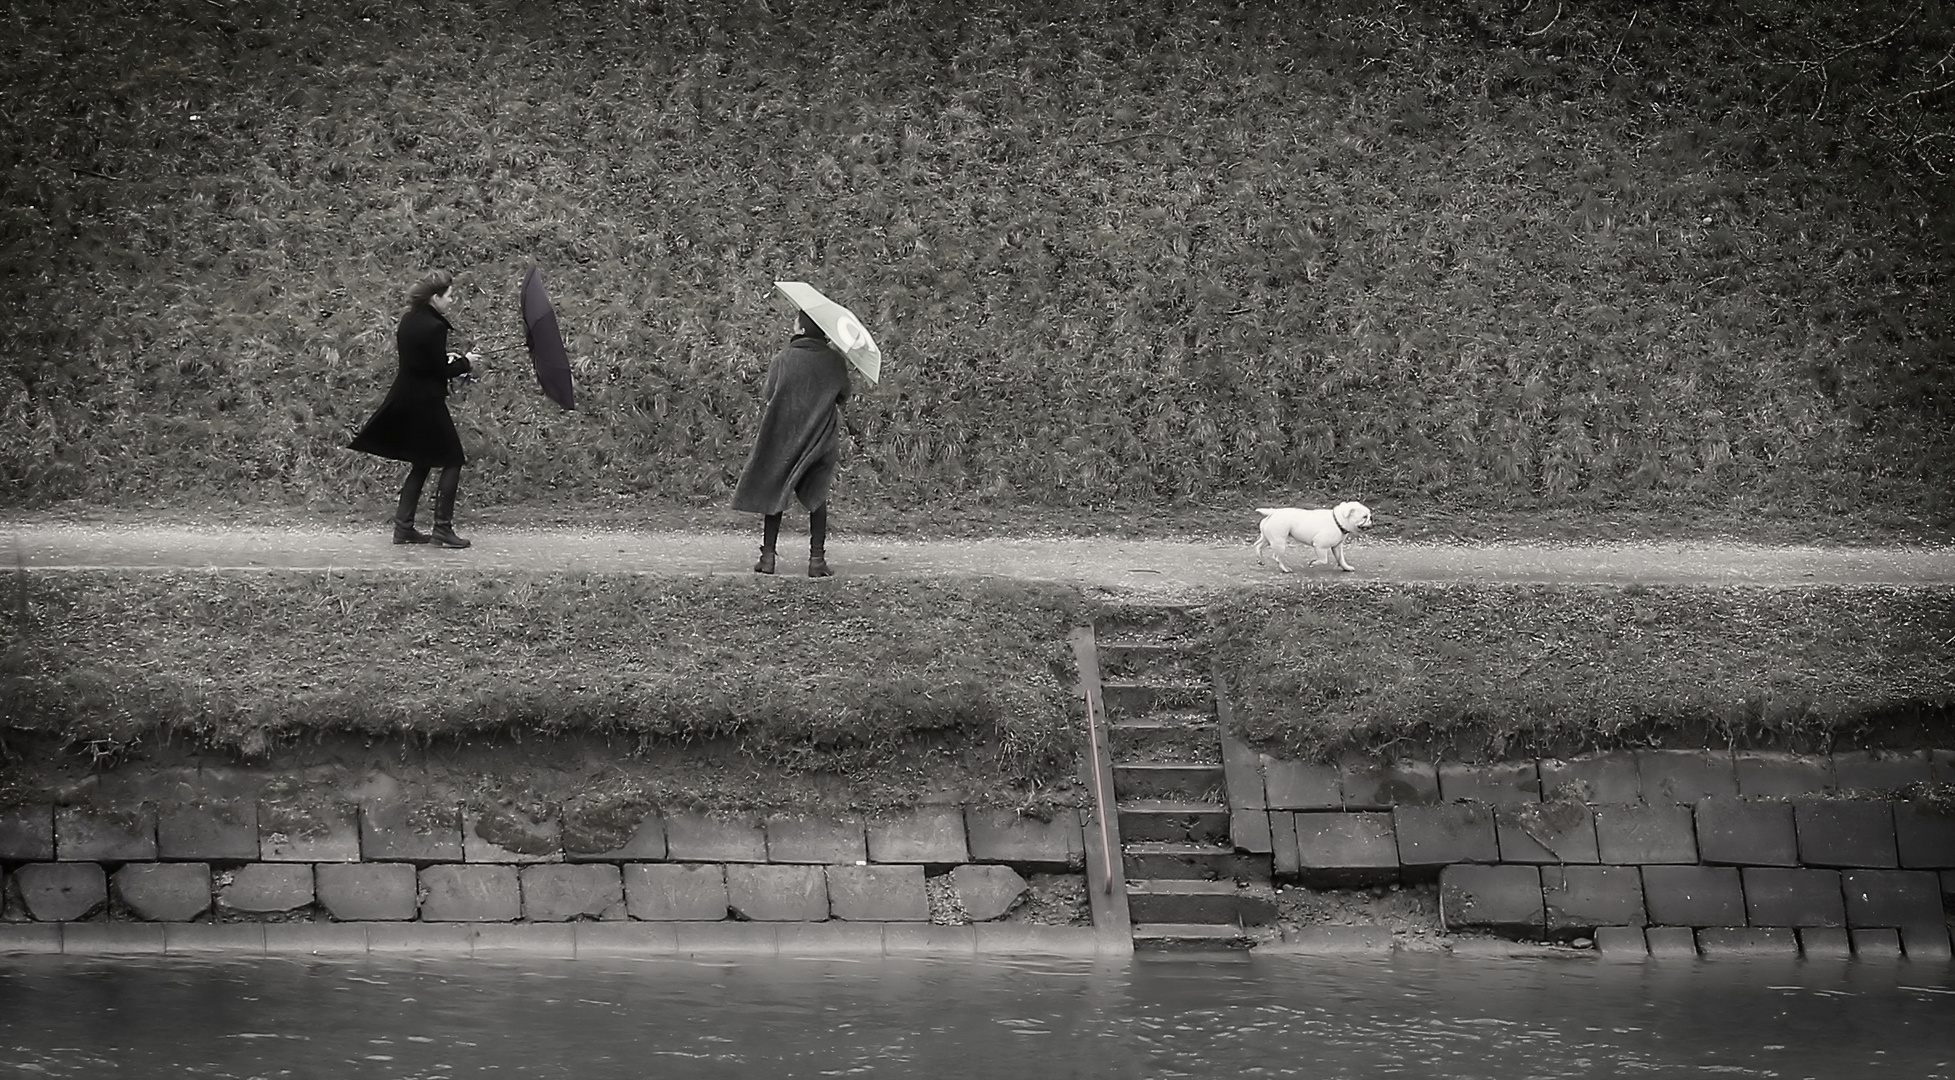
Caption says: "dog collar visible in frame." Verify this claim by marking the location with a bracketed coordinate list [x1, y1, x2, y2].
[1334, 513, 1351, 536]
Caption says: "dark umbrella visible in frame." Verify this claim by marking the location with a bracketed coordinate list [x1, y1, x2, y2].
[520, 265, 575, 410]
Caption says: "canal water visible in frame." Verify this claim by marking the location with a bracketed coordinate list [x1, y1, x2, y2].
[2, 953, 1951, 1078]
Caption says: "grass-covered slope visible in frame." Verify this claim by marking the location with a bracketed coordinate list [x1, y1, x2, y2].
[3, 0, 1951, 524]
[0, 569, 1088, 792]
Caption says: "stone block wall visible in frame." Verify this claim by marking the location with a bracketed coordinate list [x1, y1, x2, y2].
[0, 803, 1084, 933]
[1245, 748, 1955, 959]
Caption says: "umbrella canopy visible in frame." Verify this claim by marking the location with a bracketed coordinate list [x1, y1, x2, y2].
[521, 265, 575, 410]
[774, 281, 881, 384]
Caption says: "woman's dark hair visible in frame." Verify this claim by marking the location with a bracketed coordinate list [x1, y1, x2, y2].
[406, 270, 453, 307]
[795, 310, 827, 340]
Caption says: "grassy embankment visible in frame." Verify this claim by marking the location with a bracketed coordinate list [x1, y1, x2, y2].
[2, 0, 1951, 532]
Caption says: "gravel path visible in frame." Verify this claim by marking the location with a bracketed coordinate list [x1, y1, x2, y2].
[8, 520, 1952, 599]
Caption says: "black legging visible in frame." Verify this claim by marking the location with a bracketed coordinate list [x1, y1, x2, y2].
[399, 463, 462, 523]
[763, 505, 827, 554]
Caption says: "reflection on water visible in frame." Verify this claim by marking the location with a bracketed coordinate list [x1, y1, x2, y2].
[1, 953, 1952, 1079]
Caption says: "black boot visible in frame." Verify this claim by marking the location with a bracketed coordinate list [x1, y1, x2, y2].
[754, 547, 777, 574]
[807, 506, 831, 577]
[394, 466, 431, 544]
[430, 466, 469, 548]
[807, 553, 832, 578]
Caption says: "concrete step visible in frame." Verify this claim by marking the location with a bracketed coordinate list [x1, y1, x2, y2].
[1094, 605, 1207, 646]
[1114, 762, 1226, 802]
[1109, 717, 1220, 763]
[1122, 841, 1264, 881]
[1099, 680, 1214, 720]
[1097, 643, 1209, 682]
[1127, 879, 1280, 925]
[1132, 922, 1253, 951]
[1118, 800, 1231, 843]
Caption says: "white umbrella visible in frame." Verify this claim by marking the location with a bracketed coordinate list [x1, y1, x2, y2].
[774, 280, 882, 384]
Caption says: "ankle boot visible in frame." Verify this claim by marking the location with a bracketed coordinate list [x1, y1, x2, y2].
[754, 547, 777, 574]
[393, 520, 431, 545]
[431, 521, 471, 549]
[807, 551, 832, 578]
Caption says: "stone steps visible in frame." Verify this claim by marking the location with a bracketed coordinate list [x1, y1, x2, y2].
[1113, 762, 1226, 802]
[1127, 878, 1277, 924]
[1121, 841, 1257, 881]
[1131, 921, 1254, 951]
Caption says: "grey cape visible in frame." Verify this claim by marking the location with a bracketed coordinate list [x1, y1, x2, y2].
[730, 333, 853, 514]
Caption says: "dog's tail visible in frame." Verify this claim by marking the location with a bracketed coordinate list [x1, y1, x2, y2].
[1254, 507, 1281, 517]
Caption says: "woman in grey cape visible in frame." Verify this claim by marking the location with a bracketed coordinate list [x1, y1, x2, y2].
[730, 310, 853, 576]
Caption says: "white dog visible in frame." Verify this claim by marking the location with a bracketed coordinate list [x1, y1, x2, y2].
[1252, 502, 1373, 573]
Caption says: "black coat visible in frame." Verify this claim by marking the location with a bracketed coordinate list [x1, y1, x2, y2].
[348, 303, 473, 467]
[730, 334, 853, 514]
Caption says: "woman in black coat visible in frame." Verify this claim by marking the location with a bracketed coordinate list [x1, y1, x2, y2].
[730, 311, 853, 576]
[349, 270, 478, 548]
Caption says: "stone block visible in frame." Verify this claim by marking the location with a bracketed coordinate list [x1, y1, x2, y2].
[1594, 925, 1649, 958]
[1895, 803, 1955, 869]
[0, 924, 63, 954]
[827, 864, 928, 921]
[1394, 803, 1499, 870]
[367, 923, 473, 954]
[867, 807, 968, 864]
[766, 815, 867, 864]
[263, 923, 371, 956]
[1642, 865, 1745, 927]
[1262, 758, 1342, 810]
[947, 864, 1028, 921]
[520, 864, 625, 921]
[1741, 867, 1845, 927]
[420, 864, 520, 921]
[1695, 798, 1797, 867]
[965, 808, 1083, 868]
[664, 812, 768, 863]
[777, 921, 886, 955]
[1221, 730, 1267, 809]
[1850, 927, 1902, 959]
[463, 807, 561, 863]
[1340, 759, 1440, 809]
[1539, 753, 1641, 804]
[574, 922, 680, 955]
[1594, 804, 1697, 864]
[1495, 801, 1599, 864]
[1798, 927, 1852, 959]
[1697, 927, 1798, 958]
[1831, 750, 1934, 795]
[1269, 811, 1299, 875]
[1637, 750, 1738, 803]
[315, 862, 419, 921]
[217, 864, 315, 913]
[470, 923, 577, 957]
[1543, 865, 1646, 936]
[165, 923, 266, 956]
[0, 804, 54, 860]
[1438, 761, 1541, 804]
[1439, 864, 1544, 935]
[1733, 752, 1834, 798]
[726, 863, 827, 921]
[56, 805, 157, 862]
[158, 803, 259, 862]
[15, 862, 107, 921]
[1231, 809, 1274, 854]
[625, 863, 729, 921]
[1293, 812, 1399, 886]
[1644, 925, 1699, 958]
[1794, 800, 1897, 868]
[674, 921, 778, 954]
[260, 801, 359, 863]
[1841, 869, 1945, 933]
[1902, 926, 1954, 960]
[561, 805, 666, 861]
[112, 862, 210, 921]
[360, 801, 463, 863]
[62, 922, 165, 955]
